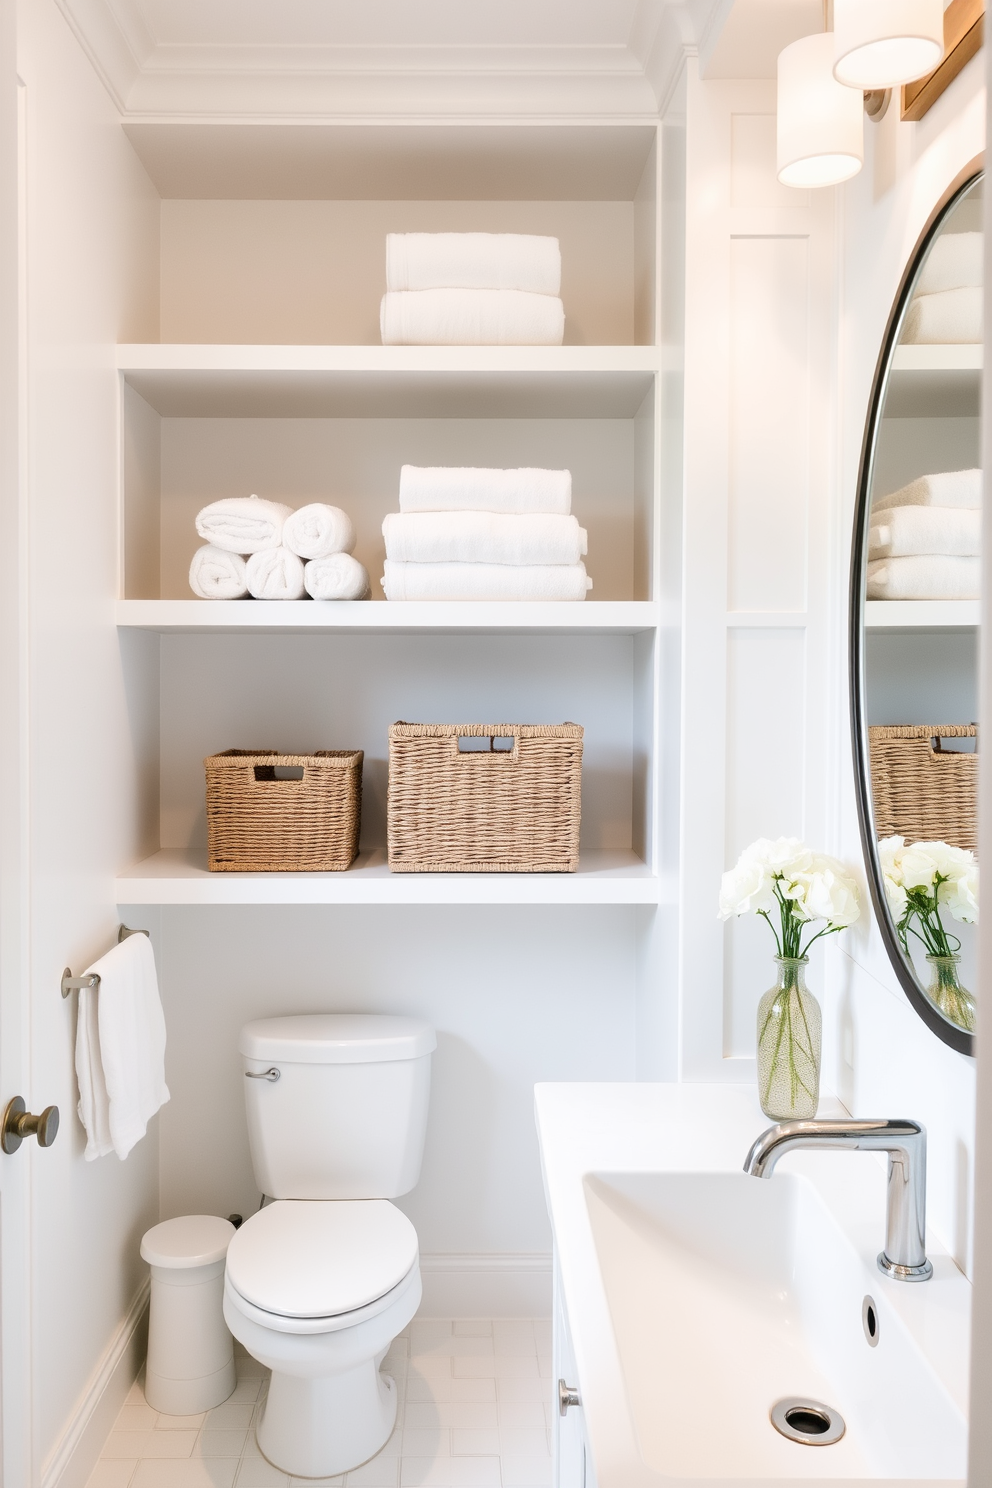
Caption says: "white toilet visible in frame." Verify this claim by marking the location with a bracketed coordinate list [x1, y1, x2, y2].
[222, 1013, 435, 1479]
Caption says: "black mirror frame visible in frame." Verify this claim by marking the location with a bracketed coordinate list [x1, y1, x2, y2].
[849, 154, 984, 1059]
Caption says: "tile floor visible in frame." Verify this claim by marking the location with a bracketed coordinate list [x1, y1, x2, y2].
[86, 1319, 554, 1488]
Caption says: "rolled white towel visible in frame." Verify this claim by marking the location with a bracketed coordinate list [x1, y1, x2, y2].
[386, 233, 561, 296]
[380, 289, 565, 346]
[902, 285, 982, 344]
[245, 547, 306, 600]
[399, 466, 571, 516]
[916, 231, 983, 295]
[873, 469, 982, 512]
[867, 555, 980, 600]
[382, 560, 592, 602]
[869, 505, 981, 558]
[304, 554, 371, 601]
[188, 544, 248, 600]
[195, 495, 291, 554]
[283, 504, 356, 560]
[383, 512, 587, 567]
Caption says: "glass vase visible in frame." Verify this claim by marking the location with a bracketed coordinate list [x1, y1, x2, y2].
[756, 956, 821, 1121]
[926, 954, 976, 1033]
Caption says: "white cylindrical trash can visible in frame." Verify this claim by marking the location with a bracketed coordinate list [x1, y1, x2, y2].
[141, 1215, 237, 1414]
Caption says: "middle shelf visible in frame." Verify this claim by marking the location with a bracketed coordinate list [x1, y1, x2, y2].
[116, 599, 661, 634]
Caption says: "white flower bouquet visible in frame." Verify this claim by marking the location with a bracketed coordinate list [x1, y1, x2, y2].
[878, 836, 977, 1031]
[719, 838, 861, 1119]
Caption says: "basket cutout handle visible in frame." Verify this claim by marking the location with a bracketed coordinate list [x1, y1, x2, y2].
[253, 764, 305, 783]
[930, 732, 978, 760]
[454, 734, 519, 760]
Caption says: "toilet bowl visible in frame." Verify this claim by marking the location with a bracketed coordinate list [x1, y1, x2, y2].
[229, 1014, 435, 1478]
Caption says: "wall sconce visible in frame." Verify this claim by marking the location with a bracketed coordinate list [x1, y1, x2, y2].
[777, 32, 864, 187]
[833, 0, 944, 88]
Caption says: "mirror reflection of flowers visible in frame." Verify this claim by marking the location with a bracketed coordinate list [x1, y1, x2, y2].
[878, 836, 977, 1032]
[719, 838, 861, 1120]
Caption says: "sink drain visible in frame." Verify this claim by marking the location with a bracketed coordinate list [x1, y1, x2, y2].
[770, 1398, 846, 1446]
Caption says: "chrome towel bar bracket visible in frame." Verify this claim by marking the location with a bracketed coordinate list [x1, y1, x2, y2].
[61, 925, 150, 998]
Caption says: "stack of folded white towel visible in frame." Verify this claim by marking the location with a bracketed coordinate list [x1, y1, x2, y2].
[381, 466, 591, 601]
[903, 231, 983, 344]
[868, 468, 982, 600]
[189, 496, 370, 601]
[380, 234, 565, 346]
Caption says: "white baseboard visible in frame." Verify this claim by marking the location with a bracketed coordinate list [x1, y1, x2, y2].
[42, 1280, 149, 1488]
[417, 1253, 551, 1318]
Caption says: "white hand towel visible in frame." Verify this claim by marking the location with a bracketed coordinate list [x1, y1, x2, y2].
[399, 466, 571, 516]
[916, 231, 983, 295]
[867, 555, 980, 600]
[246, 547, 306, 600]
[74, 933, 169, 1161]
[195, 495, 292, 554]
[902, 285, 983, 344]
[869, 504, 981, 558]
[383, 511, 587, 566]
[380, 289, 565, 346]
[188, 544, 249, 600]
[382, 560, 592, 602]
[283, 504, 356, 560]
[386, 233, 562, 296]
[304, 553, 371, 600]
[873, 469, 982, 512]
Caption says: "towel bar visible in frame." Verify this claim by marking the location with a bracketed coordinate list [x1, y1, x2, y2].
[61, 925, 150, 999]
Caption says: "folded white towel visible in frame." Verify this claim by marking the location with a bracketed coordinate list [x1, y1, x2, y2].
[380, 289, 565, 346]
[195, 495, 292, 554]
[869, 505, 981, 558]
[75, 933, 169, 1161]
[246, 547, 306, 600]
[903, 285, 982, 344]
[188, 544, 248, 600]
[386, 233, 561, 296]
[916, 231, 983, 295]
[383, 512, 587, 567]
[304, 553, 371, 601]
[382, 560, 591, 602]
[873, 469, 982, 512]
[399, 466, 571, 516]
[867, 555, 980, 600]
[283, 504, 356, 561]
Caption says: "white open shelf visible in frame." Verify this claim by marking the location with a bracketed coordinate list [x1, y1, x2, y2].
[886, 343, 981, 419]
[118, 344, 661, 419]
[115, 848, 668, 906]
[865, 599, 980, 629]
[116, 599, 660, 634]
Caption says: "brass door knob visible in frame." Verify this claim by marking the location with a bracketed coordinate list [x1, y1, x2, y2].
[1, 1097, 59, 1154]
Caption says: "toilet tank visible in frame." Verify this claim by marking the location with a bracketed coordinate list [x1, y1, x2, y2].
[239, 1014, 435, 1200]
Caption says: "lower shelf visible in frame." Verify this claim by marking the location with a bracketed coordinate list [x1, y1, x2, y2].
[115, 849, 668, 906]
[865, 600, 979, 630]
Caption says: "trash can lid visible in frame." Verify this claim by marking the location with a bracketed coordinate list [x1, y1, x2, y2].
[141, 1215, 236, 1269]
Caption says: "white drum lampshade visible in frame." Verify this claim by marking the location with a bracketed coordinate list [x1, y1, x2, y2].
[777, 33, 864, 189]
[833, 0, 944, 89]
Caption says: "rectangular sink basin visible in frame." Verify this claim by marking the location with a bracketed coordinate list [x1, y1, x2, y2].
[584, 1169, 967, 1482]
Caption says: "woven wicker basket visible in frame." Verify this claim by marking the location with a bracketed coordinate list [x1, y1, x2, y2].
[205, 749, 363, 872]
[868, 724, 977, 852]
[387, 723, 583, 873]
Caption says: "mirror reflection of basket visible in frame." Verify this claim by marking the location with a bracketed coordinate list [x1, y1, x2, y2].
[868, 725, 977, 853]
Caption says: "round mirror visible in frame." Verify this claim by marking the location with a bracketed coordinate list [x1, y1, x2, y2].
[851, 160, 982, 1057]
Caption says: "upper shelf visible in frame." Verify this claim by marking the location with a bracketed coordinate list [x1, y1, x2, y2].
[117, 345, 662, 419]
[865, 600, 980, 630]
[885, 344, 982, 418]
[116, 600, 661, 635]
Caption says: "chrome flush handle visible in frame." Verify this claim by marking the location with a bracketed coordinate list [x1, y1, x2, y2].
[245, 1067, 280, 1082]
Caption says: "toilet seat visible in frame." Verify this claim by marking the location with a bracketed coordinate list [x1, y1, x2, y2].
[225, 1256, 420, 1336]
[225, 1199, 419, 1328]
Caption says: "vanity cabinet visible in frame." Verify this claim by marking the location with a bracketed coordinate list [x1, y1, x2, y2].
[554, 1262, 596, 1488]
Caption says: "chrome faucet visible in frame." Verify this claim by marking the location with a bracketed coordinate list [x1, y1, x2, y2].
[744, 1118, 932, 1282]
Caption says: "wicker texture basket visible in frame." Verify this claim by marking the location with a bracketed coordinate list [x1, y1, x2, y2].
[868, 725, 977, 852]
[205, 749, 363, 872]
[387, 723, 583, 873]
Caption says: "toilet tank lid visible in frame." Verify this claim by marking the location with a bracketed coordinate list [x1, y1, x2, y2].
[239, 1013, 436, 1064]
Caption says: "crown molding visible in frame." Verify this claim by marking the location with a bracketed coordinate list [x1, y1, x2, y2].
[51, 0, 725, 121]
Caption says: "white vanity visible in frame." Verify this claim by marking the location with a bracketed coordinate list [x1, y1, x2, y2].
[537, 1083, 971, 1488]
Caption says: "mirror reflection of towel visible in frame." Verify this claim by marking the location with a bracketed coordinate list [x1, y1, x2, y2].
[867, 554, 980, 600]
[869, 505, 981, 558]
[903, 285, 982, 344]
